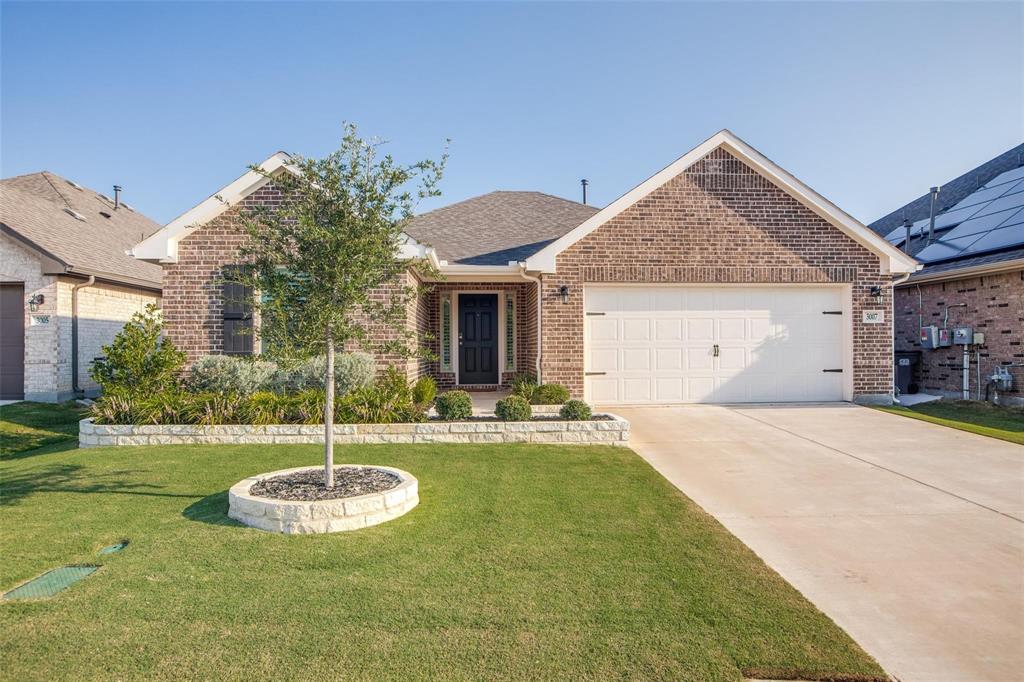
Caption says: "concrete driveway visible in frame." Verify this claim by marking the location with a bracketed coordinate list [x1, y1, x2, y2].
[613, 404, 1024, 682]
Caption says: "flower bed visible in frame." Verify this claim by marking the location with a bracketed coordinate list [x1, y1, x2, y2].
[228, 465, 418, 534]
[78, 414, 630, 447]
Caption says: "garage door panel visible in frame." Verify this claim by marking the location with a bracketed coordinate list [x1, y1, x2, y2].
[586, 286, 846, 404]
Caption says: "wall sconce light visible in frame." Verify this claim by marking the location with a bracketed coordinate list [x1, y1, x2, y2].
[869, 286, 882, 299]
[558, 285, 570, 304]
[28, 294, 44, 312]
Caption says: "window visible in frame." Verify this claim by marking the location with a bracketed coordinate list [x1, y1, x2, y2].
[222, 267, 253, 355]
[440, 295, 452, 371]
[504, 294, 515, 371]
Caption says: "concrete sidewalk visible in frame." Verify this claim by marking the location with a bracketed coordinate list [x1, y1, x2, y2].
[614, 403, 1024, 682]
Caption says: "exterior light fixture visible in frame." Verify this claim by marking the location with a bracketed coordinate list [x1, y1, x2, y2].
[28, 294, 44, 312]
[558, 285, 570, 304]
[869, 286, 882, 298]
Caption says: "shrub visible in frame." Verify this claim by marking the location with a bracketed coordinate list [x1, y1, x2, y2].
[495, 395, 532, 421]
[559, 399, 592, 421]
[90, 304, 185, 395]
[411, 376, 437, 410]
[188, 355, 279, 395]
[239, 391, 289, 425]
[435, 390, 473, 421]
[281, 352, 375, 394]
[510, 375, 537, 401]
[531, 383, 570, 405]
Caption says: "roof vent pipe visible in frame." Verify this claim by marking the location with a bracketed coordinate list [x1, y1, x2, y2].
[113, 185, 122, 210]
[927, 186, 940, 245]
[580, 179, 589, 205]
[903, 217, 912, 254]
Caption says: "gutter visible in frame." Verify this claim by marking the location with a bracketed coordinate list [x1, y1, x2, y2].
[517, 263, 543, 382]
[897, 257, 1024, 286]
[72, 276, 96, 397]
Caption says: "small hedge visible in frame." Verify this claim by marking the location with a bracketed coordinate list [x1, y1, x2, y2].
[559, 399, 592, 421]
[495, 395, 532, 421]
[435, 390, 473, 421]
[531, 383, 570, 405]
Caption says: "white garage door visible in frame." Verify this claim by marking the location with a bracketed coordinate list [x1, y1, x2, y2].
[585, 286, 847, 404]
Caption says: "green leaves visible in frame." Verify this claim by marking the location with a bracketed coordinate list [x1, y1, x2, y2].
[89, 304, 186, 395]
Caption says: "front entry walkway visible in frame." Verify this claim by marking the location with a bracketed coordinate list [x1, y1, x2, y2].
[613, 404, 1024, 682]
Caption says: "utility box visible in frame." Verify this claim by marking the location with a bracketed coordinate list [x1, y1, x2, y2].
[938, 328, 952, 347]
[973, 332, 986, 345]
[953, 327, 974, 345]
[920, 326, 939, 349]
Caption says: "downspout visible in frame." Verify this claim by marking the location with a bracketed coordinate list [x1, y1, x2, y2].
[71, 276, 96, 397]
[517, 263, 543, 383]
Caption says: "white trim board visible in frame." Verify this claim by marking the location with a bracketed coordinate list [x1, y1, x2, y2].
[525, 129, 920, 277]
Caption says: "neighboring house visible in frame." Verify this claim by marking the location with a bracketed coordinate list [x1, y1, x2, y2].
[134, 130, 917, 405]
[0, 173, 163, 401]
[870, 144, 1024, 405]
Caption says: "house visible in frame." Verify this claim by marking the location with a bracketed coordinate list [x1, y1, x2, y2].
[870, 144, 1024, 405]
[133, 130, 917, 405]
[0, 173, 163, 401]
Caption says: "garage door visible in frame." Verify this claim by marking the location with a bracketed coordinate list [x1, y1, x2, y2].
[585, 286, 847, 404]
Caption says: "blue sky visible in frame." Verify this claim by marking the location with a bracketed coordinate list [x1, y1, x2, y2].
[2, 1, 1021, 226]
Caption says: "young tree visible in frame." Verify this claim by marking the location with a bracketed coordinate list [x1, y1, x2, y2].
[229, 124, 446, 487]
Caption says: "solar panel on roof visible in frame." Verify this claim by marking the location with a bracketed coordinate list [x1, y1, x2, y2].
[961, 223, 1024, 256]
[983, 166, 1024, 188]
[915, 236, 978, 262]
[942, 206, 1024, 240]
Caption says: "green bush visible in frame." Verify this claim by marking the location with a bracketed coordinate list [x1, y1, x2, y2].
[281, 352, 375, 394]
[435, 390, 473, 421]
[559, 399, 592, 421]
[336, 368, 425, 424]
[90, 304, 185, 395]
[188, 355, 279, 395]
[411, 376, 437, 410]
[510, 375, 537, 401]
[531, 383, 570, 405]
[495, 395, 532, 421]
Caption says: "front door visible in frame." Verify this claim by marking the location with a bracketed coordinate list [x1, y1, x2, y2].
[458, 293, 499, 385]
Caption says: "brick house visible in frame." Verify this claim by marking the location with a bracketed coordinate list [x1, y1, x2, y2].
[0, 173, 162, 401]
[134, 130, 917, 405]
[870, 143, 1024, 406]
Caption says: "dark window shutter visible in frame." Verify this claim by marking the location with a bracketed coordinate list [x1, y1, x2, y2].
[222, 268, 253, 355]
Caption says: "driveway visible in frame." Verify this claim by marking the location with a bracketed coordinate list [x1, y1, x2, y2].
[613, 404, 1024, 682]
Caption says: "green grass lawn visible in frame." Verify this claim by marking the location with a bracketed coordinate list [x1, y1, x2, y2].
[1, 401, 87, 458]
[876, 399, 1024, 445]
[0, 442, 885, 681]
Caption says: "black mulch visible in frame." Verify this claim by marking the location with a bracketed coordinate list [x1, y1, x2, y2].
[249, 467, 400, 501]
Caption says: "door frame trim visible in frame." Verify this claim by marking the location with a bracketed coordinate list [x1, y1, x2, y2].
[582, 283, 854, 404]
[453, 290, 504, 386]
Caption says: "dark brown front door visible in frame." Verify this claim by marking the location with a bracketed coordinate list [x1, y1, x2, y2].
[458, 293, 498, 385]
[0, 283, 25, 400]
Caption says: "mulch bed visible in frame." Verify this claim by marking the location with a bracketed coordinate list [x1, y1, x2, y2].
[249, 467, 400, 501]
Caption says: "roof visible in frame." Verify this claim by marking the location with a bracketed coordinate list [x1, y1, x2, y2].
[1, 171, 162, 288]
[871, 145, 1024, 282]
[869, 143, 1024, 237]
[402, 191, 599, 265]
[523, 129, 919, 275]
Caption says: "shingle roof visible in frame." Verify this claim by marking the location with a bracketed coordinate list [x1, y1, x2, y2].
[403, 191, 599, 265]
[0, 171, 162, 288]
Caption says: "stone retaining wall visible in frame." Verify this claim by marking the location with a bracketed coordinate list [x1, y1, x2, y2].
[78, 415, 629, 447]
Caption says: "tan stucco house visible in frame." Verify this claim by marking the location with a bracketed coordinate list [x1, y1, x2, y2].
[133, 130, 918, 405]
[0, 173, 162, 401]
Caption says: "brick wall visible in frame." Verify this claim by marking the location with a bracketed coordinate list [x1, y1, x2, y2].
[541, 147, 893, 401]
[895, 269, 1024, 404]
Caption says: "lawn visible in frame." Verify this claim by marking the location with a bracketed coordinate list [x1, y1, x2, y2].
[1, 401, 87, 458]
[1, 442, 885, 681]
[876, 399, 1024, 445]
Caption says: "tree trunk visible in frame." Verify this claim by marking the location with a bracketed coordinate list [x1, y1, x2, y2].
[324, 330, 335, 488]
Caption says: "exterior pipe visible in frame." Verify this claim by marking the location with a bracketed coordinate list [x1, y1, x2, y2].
[71, 275, 96, 397]
[517, 263, 543, 383]
[927, 186, 940, 245]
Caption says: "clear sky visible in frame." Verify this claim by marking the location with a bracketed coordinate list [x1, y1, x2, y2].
[2, 1, 1021, 226]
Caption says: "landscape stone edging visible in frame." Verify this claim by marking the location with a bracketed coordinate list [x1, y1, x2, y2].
[78, 415, 629, 447]
[228, 465, 418, 534]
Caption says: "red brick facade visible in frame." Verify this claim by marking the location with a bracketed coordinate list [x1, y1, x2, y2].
[539, 148, 894, 401]
[894, 269, 1024, 403]
[162, 147, 896, 403]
